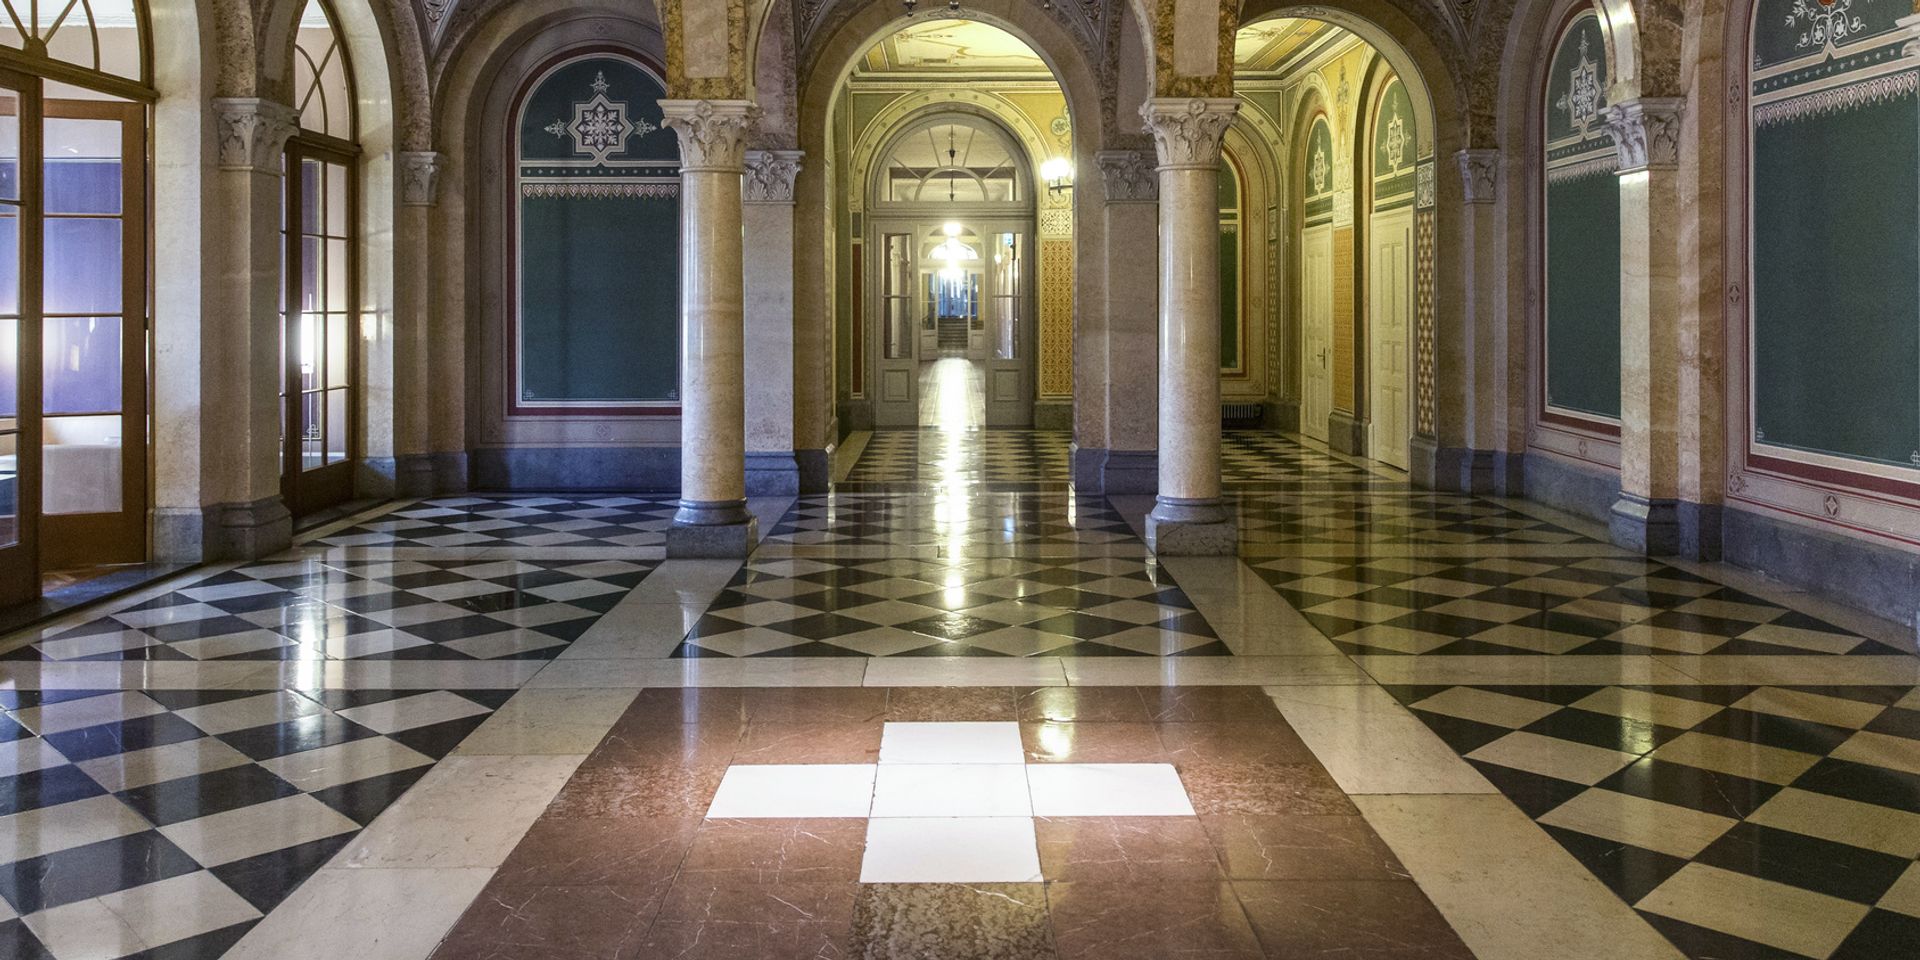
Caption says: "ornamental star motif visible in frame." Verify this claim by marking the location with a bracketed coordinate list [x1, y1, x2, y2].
[1309, 144, 1329, 194]
[545, 71, 653, 165]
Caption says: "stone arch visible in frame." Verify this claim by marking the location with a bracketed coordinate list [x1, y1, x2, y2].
[845, 93, 1055, 216]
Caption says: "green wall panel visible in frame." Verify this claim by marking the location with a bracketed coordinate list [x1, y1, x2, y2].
[519, 198, 681, 402]
[1545, 171, 1621, 418]
[1752, 93, 1920, 466]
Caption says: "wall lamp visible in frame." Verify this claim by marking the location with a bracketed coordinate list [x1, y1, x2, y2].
[1041, 156, 1073, 194]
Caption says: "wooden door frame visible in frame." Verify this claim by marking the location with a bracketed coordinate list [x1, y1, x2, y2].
[280, 137, 361, 518]
[0, 67, 43, 604]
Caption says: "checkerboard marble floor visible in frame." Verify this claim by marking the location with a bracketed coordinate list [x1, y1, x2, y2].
[1, 430, 1918, 959]
[844, 429, 1074, 483]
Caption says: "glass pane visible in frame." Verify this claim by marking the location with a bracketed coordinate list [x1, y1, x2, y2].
[0, 431, 16, 547]
[44, 414, 121, 515]
[326, 238, 347, 310]
[993, 233, 1020, 361]
[325, 388, 347, 464]
[882, 234, 911, 361]
[44, 118, 122, 215]
[297, 312, 321, 391]
[300, 235, 321, 312]
[0, 212, 17, 315]
[0, 317, 16, 418]
[0, 90, 15, 202]
[301, 391, 323, 469]
[327, 161, 347, 235]
[44, 218, 122, 314]
[301, 158, 323, 232]
[44, 1, 102, 74]
[44, 316, 120, 414]
[326, 312, 347, 389]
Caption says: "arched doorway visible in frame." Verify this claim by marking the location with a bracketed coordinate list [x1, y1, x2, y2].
[866, 113, 1036, 428]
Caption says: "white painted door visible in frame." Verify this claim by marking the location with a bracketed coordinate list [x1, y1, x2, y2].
[873, 228, 919, 427]
[1301, 224, 1334, 442]
[983, 228, 1033, 427]
[1368, 208, 1413, 470]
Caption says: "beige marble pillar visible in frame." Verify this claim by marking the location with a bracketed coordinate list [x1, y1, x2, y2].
[742, 149, 805, 494]
[1606, 98, 1688, 554]
[661, 99, 758, 557]
[389, 151, 440, 496]
[156, 98, 296, 560]
[1074, 149, 1160, 493]
[1140, 98, 1237, 555]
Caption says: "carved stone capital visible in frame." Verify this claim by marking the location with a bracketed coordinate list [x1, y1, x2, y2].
[399, 151, 442, 207]
[1095, 150, 1157, 202]
[743, 149, 803, 203]
[1455, 148, 1499, 204]
[1138, 98, 1238, 170]
[1603, 97, 1685, 172]
[659, 99, 759, 172]
[212, 98, 297, 174]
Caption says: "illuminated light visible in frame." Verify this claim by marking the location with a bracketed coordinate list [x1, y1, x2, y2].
[1040, 156, 1072, 183]
[942, 221, 962, 237]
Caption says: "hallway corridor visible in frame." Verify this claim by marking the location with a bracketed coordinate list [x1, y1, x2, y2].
[0, 433, 1916, 959]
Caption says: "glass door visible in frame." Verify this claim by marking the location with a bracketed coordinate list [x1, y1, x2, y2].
[281, 142, 357, 516]
[983, 227, 1030, 427]
[0, 72, 39, 605]
[39, 94, 147, 568]
[872, 227, 918, 427]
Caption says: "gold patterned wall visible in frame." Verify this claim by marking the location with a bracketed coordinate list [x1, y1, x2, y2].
[1040, 238, 1075, 398]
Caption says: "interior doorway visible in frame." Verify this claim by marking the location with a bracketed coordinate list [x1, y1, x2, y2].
[873, 216, 1032, 429]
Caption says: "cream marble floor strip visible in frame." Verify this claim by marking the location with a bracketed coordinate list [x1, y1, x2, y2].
[526, 655, 870, 689]
[451, 689, 638, 756]
[1060, 655, 1370, 686]
[1267, 683, 1496, 795]
[339, 754, 583, 870]
[1356, 794, 1686, 960]
[1657, 653, 1920, 685]
[220, 867, 493, 960]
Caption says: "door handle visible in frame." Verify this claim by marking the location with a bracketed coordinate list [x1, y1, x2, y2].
[1318, 348, 1328, 368]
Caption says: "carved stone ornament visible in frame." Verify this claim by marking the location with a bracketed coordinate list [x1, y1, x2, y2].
[1415, 159, 1437, 210]
[1095, 150, 1158, 202]
[744, 150, 803, 203]
[1455, 148, 1499, 204]
[400, 151, 442, 207]
[659, 99, 759, 172]
[1603, 97, 1684, 172]
[213, 98, 297, 174]
[1139, 98, 1239, 170]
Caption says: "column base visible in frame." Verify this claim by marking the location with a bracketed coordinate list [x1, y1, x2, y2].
[668, 499, 759, 558]
[745, 452, 801, 497]
[155, 495, 293, 562]
[1145, 498, 1238, 556]
[1034, 401, 1073, 431]
[1070, 446, 1158, 494]
[1327, 411, 1368, 457]
[1408, 435, 1441, 489]
[1609, 493, 1680, 556]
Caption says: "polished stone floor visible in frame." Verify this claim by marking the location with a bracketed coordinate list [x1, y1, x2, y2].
[0, 426, 1917, 959]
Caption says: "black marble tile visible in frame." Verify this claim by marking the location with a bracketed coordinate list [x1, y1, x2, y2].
[0, 715, 28, 742]
[1408, 710, 1513, 755]
[1793, 757, 1920, 814]
[43, 713, 208, 763]
[122, 920, 257, 960]
[309, 766, 435, 825]
[389, 714, 491, 760]
[218, 712, 380, 761]
[1598, 757, 1781, 819]
[0, 764, 106, 816]
[0, 832, 201, 913]
[1695, 821, 1909, 906]
[1637, 910, 1806, 960]
[141, 616, 272, 644]
[401, 614, 519, 645]
[211, 834, 355, 912]
[1831, 909, 1920, 960]
[1521, 708, 1683, 755]
[0, 919, 55, 960]
[116, 764, 300, 826]
[1465, 760, 1588, 819]
[1539, 824, 1688, 904]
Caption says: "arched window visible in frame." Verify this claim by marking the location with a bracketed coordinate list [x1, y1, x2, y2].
[510, 52, 679, 413]
[280, 0, 359, 517]
[0, 0, 149, 601]
[1540, 9, 1620, 423]
[880, 117, 1022, 204]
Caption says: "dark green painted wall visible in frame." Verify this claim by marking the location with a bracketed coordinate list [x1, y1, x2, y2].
[1545, 173, 1622, 418]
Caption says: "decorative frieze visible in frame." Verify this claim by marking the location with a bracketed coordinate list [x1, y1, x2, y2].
[659, 99, 758, 172]
[1139, 98, 1239, 169]
[212, 98, 297, 174]
[743, 149, 803, 203]
[1604, 97, 1684, 172]
[1095, 150, 1157, 202]
[1455, 148, 1499, 204]
[400, 151, 442, 207]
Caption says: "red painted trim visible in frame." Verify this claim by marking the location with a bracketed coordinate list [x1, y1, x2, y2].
[504, 45, 681, 419]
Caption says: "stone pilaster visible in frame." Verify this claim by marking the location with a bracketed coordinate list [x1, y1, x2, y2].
[661, 99, 759, 556]
[1429, 148, 1512, 495]
[743, 149, 806, 495]
[1139, 98, 1237, 554]
[1605, 98, 1691, 555]
[399, 151, 442, 207]
[1071, 149, 1162, 493]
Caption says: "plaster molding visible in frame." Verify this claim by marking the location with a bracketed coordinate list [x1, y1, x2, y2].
[1096, 150, 1158, 202]
[743, 149, 804, 203]
[1455, 148, 1499, 204]
[659, 99, 759, 172]
[1604, 97, 1685, 172]
[1139, 98, 1238, 170]
[400, 151, 443, 207]
[212, 98, 297, 174]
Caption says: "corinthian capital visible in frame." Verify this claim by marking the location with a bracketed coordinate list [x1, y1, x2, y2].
[400, 151, 442, 207]
[660, 99, 759, 172]
[1603, 97, 1684, 173]
[1138, 98, 1239, 169]
[212, 98, 297, 174]
[1095, 150, 1157, 202]
[743, 149, 803, 203]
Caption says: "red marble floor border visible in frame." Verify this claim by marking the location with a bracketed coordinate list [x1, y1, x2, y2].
[427, 687, 1475, 960]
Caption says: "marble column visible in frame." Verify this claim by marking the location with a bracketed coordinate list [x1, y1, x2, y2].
[155, 98, 296, 560]
[1140, 98, 1237, 555]
[1606, 98, 1689, 554]
[742, 149, 805, 495]
[661, 99, 758, 557]
[1070, 149, 1160, 493]
[364, 151, 440, 498]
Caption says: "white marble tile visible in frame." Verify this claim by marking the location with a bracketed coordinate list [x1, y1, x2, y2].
[0, 795, 150, 863]
[1353, 655, 1695, 687]
[452, 689, 636, 755]
[0, 737, 70, 778]
[1063, 655, 1368, 686]
[870, 763, 1031, 817]
[705, 763, 878, 818]
[859, 817, 1042, 883]
[1266, 684, 1495, 795]
[22, 896, 145, 959]
[338, 755, 582, 869]
[1026, 763, 1194, 816]
[158, 794, 361, 867]
[220, 867, 493, 960]
[173, 691, 324, 736]
[97, 871, 262, 952]
[336, 690, 491, 734]
[258, 737, 435, 792]
[12, 691, 167, 735]
[879, 722, 1025, 764]
[74, 737, 255, 793]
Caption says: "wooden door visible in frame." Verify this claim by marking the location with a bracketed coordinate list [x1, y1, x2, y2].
[1368, 207, 1412, 470]
[871, 227, 918, 428]
[1301, 224, 1334, 442]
